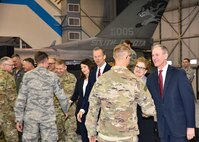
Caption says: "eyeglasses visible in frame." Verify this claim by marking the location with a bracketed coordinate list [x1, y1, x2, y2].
[135, 65, 146, 70]
[5, 64, 14, 67]
[126, 54, 132, 59]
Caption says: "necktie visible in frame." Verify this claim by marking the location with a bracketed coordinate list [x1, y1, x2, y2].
[159, 70, 163, 96]
[98, 68, 101, 77]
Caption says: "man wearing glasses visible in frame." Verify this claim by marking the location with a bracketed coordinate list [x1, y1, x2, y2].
[122, 39, 137, 71]
[11, 54, 25, 93]
[48, 57, 56, 72]
[0, 56, 18, 142]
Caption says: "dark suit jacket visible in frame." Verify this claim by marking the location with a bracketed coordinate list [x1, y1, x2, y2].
[13, 67, 24, 93]
[71, 77, 85, 114]
[81, 63, 111, 113]
[146, 65, 195, 138]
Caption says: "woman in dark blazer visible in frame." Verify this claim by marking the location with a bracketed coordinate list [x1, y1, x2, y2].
[71, 59, 94, 142]
[133, 57, 155, 142]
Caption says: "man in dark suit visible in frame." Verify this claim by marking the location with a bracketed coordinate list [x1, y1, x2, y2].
[77, 47, 111, 124]
[146, 44, 195, 142]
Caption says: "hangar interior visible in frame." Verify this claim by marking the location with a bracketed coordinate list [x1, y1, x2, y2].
[152, 0, 199, 99]
[0, 0, 198, 98]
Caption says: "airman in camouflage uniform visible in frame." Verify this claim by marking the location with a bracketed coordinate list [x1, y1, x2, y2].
[11, 54, 25, 93]
[122, 39, 137, 70]
[182, 58, 195, 83]
[14, 51, 68, 142]
[0, 57, 18, 142]
[85, 44, 156, 142]
[55, 59, 77, 142]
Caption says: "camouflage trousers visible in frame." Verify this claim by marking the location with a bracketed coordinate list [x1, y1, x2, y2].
[22, 120, 58, 142]
[0, 113, 19, 142]
[97, 133, 138, 142]
[56, 115, 77, 142]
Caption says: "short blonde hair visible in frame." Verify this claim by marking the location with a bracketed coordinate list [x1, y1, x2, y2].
[55, 59, 65, 65]
[113, 44, 131, 59]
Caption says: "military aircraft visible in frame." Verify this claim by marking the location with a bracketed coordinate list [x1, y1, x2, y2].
[15, 0, 169, 63]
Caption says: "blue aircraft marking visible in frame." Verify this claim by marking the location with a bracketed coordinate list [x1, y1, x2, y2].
[1, 0, 62, 36]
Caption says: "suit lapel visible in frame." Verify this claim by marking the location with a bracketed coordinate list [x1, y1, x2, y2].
[103, 63, 111, 73]
[163, 65, 172, 98]
[79, 78, 84, 97]
[94, 67, 97, 82]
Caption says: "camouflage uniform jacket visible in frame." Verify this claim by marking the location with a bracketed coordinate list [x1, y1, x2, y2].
[0, 69, 18, 142]
[129, 49, 137, 71]
[86, 66, 156, 138]
[55, 72, 77, 117]
[183, 67, 195, 82]
[14, 66, 68, 123]
[0, 69, 17, 111]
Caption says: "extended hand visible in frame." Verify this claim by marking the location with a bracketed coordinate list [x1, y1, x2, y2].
[65, 112, 68, 119]
[69, 100, 73, 104]
[89, 136, 96, 142]
[77, 111, 83, 122]
[16, 122, 23, 132]
[187, 128, 195, 140]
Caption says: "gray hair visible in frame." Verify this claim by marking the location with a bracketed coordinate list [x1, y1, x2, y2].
[0, 56, 11, 65]
[93, 47, 106, 55]
[152, 44, 169, 55]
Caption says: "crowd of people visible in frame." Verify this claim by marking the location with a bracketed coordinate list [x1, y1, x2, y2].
[0, 41, 197, 142]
